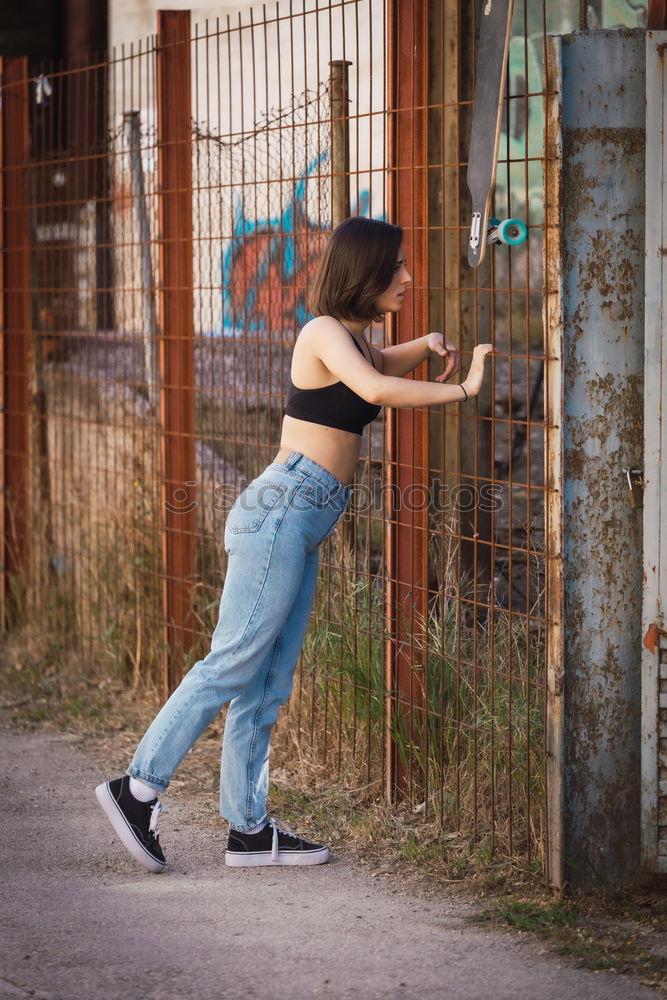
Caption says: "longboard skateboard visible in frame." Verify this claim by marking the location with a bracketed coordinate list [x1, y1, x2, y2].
[467, 0, 527, 268]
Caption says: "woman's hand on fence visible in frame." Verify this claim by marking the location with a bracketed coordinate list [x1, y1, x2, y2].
[429, 334, 459, 382]
[461, 343, 494, 397]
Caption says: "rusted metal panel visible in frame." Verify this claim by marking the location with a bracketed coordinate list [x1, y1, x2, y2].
[157, 10, 197, 691]
[1, 57, 31, 618]
[642, 31, 667, 875]
[648, 0, 667, 30]
[386, 0, 429, 802]
[560, 29, 645, 885]
[543, 36, 565, 891]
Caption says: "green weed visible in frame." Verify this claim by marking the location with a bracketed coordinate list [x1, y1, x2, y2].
[478, 898, 667, 985]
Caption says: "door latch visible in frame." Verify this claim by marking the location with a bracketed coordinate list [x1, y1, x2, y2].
[622, 467, 644, 508]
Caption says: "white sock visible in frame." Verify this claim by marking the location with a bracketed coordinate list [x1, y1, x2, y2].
[129, 776, 158, 802]
[242, 822, 267, 835]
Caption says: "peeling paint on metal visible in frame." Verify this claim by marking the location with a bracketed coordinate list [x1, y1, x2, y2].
[560, 30, 645, 886]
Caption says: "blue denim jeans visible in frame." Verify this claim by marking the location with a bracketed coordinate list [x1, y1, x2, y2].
[127, 452, 350, 831]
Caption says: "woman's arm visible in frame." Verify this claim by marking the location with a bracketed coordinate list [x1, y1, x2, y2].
[380, 336, 430, 376]
[309, 319, 491, 407]
[370, 342, 492, 405]
[368, 373, 469, 407]
[381, 333, 458, 380]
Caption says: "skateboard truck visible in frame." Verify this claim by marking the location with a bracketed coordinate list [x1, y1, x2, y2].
[470, 212, 483, 251]
[469, 215, 528, 253]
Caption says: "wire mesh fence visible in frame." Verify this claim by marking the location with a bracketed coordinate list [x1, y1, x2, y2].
[4, 0, 647, 874]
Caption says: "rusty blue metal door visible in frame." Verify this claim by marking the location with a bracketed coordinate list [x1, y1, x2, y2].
[557, 29, 646, 887]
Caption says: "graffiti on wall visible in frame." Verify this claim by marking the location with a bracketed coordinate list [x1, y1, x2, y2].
[220, 152, 371, 336]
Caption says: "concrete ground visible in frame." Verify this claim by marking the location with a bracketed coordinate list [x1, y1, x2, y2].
[0, 726, 657, 1000]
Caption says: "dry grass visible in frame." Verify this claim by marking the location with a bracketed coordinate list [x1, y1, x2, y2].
[0, 611, 534, 888]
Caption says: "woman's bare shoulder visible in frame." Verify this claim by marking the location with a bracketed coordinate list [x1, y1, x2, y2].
[294, 317, 348, 356]
[299, 315, 346, 338]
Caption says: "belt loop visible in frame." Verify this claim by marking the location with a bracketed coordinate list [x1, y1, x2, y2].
[284, 451, 301, 470]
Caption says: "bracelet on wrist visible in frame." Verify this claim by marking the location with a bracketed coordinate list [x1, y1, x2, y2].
[460, 383, 468, 402]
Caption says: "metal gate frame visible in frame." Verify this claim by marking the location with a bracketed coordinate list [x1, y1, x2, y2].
[544, 36, 565, 891]
[641, 29, 667, 875]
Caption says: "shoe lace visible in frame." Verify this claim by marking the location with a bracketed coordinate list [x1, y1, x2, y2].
[148, 800, 164, 841]
[269, 817, 299, 862]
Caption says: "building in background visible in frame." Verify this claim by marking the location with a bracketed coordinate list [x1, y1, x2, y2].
[0, 0, 107, 68]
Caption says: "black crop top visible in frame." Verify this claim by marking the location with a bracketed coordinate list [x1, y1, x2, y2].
[285, 333, 382, 436]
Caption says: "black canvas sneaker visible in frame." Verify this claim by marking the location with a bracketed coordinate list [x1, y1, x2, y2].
[95, 775, 166, 873]
[225, 818, 330, 867]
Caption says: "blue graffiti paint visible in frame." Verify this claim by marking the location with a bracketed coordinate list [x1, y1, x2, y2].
[217, 151, 374, 336]
[219, 152, 327, 335]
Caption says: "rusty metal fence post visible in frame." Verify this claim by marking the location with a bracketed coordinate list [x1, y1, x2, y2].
[329, 58, 356, 553]
[157, 10, 197, 691]
[386, 0, 430, 802]
[329, 60, 351, 228]
[124, 110, 159, 413]
[1, 58, 31, 626]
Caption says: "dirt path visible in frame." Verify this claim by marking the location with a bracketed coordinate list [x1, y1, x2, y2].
[0, 725, 656, 1000]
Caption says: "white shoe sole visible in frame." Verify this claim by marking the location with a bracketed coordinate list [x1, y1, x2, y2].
[224, 847, 330, 868]
[95, 782, 166, 874]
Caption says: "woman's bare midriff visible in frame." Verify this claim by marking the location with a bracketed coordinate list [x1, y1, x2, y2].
[276, 414, 363, 485]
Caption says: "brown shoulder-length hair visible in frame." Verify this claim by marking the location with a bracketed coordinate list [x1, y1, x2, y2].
[309, 216, 403, 323]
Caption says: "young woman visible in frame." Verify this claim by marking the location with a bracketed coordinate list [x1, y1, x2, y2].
[96, 216, 493, 872]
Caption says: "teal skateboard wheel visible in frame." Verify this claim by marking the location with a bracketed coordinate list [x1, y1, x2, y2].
[496, 218, 527, 246]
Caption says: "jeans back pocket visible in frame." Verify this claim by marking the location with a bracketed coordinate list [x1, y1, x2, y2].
[227, 480, 287, 534]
